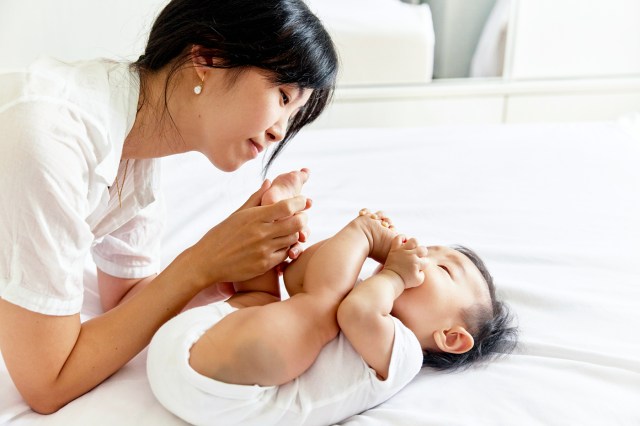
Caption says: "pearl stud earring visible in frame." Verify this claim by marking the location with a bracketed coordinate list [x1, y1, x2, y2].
[194, 76, 204, 95]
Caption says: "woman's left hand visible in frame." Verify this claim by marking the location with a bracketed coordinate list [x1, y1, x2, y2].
[259, 168, 312, 260]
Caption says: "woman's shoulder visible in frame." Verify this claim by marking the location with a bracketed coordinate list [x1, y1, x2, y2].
[0, 57, 139, 166]
[2, 57, 131, 111]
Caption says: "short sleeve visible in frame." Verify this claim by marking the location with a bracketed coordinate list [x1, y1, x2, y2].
[0, 101, 96, 315]
[370, 317, 423, 395]
[91, 192, 165, 279]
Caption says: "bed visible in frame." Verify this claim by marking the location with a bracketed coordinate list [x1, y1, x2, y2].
[2, 118, 640, 425]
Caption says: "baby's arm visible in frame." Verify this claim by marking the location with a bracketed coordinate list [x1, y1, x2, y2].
[337, 236, 427, 379]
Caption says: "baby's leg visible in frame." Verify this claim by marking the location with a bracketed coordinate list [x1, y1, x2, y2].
[183, 171, 311, 310]
[282, 209, 396, 295]
[261, 168, 309, 206]
[219, 169, 310, 303]
[188, 211, 397, 386]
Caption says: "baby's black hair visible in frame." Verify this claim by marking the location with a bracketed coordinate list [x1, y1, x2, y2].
[421, 246, 518, 371]
[131, 0, 338, 173]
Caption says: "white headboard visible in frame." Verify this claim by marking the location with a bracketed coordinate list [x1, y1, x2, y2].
[505, 0, 640, 80]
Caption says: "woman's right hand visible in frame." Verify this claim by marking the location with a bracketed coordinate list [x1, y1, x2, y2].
[183, 180, 310, 288]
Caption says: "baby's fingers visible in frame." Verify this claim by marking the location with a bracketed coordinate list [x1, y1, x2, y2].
[416, 245, 429, 258]
[414, 270, 426, 287]
[417, 256, 429, 272]
[391, 235, 405, 250]
[402, 237, 420, 250]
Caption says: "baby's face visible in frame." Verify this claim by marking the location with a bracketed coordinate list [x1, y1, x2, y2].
[390, 246, 490, 351]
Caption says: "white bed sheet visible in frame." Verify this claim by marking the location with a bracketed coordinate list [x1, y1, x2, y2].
[2, 121, 640, 425]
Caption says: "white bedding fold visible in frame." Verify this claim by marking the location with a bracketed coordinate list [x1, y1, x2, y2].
[1, 121, 639, 425]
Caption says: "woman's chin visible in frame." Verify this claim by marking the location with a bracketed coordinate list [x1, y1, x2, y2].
[206, 155, 244, 173]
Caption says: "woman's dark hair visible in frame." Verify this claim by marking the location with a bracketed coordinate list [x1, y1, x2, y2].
[131, 0, 338, 173]
[422, 245, 518, 371]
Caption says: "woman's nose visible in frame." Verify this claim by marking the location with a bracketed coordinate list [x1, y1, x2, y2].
[266, 118, 286, 143]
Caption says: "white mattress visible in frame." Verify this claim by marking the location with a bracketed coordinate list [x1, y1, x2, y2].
[2, 120, 640, 425]
[304, 0, 434, 86]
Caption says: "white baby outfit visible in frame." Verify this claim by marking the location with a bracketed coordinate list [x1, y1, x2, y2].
[0, 58, 164, 315]
[147, 302, 423, 426]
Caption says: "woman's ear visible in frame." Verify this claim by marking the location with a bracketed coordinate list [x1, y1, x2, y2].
[190, 45, 209, 80]
[433, 326, 474, 354]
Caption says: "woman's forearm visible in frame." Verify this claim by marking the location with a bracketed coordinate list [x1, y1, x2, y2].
[1, 251, 203, 414]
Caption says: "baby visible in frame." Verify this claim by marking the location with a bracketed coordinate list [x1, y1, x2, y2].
[147, 170, 517, 425]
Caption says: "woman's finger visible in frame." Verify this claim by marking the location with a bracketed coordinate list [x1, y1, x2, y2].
[262, 195, 308, 222]
[271, 246, 291, 266]
[272, 232, 302, 251]
[269, 211, 308, 238]
[287, 242, 304, 260]
[299, 224, 310, 242]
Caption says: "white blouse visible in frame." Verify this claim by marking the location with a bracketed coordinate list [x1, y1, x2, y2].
[0, 58, 164, 316]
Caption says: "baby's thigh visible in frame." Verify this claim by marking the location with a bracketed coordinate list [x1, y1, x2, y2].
[189, 295, 337, 387]
[147, 306, 275, 425]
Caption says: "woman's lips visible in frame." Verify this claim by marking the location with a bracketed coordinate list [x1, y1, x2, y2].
[251, 139, 264, 153]
[249, 139, 264, 158]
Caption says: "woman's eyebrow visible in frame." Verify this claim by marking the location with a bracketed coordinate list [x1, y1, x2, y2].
[289, 86, 305, 102]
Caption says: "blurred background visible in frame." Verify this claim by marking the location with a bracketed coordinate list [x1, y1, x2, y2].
[1, 0, 639, 126]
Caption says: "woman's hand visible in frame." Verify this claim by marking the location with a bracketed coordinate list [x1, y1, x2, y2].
[184, 180, 310, 288]
[260, 168, 312, 260]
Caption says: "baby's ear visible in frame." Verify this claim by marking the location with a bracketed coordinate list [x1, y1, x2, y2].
[433, 326, 474, 354]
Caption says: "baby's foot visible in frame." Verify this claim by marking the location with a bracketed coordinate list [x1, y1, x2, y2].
[261, 168, 310, 206]
[351, 208, 398, 264]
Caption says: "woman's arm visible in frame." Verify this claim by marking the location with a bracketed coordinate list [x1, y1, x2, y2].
[98, 271, 157, 312]
[0, 253, 200, 414]
[0, 182, 308, 414]
[101, 169, 312, 313]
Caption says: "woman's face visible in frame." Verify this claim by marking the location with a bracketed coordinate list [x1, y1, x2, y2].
[174, 66, 312, 172]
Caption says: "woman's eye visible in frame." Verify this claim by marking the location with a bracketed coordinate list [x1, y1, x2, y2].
[280, 90, 290, 105]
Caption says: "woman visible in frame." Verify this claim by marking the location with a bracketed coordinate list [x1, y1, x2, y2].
[0, 0, 337, 414]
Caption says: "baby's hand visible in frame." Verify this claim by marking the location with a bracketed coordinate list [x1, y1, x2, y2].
[382, 235, 428, 289]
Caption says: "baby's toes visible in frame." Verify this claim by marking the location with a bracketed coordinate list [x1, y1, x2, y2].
[357, 208, 395, 230]
[373, 210, 394, 229]
[293, 169, 310, 186]
[362, 209, 383, 223]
